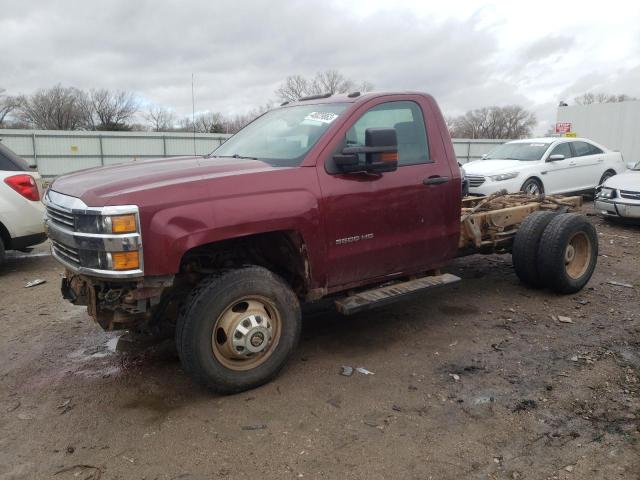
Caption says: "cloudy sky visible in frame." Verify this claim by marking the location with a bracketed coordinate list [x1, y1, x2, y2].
[3, 0, 640, 133]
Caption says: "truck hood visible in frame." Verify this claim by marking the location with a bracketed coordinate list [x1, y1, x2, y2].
[603, 170, 640, 191]
[50, 156, 280, 206]
[463, 159, 529, 176]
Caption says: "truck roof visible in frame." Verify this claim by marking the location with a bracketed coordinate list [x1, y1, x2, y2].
[280, 91, 434, 107]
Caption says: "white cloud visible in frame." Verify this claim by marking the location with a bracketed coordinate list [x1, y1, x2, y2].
[1, 0, 639, 133]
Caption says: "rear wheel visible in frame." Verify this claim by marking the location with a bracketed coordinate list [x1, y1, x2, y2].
[0, 236, 5, 266]
[512, 211, 557, 288]
[176, 266, 301, 394]
[537, 213, 598, 294]
[521, 178, 544, 195]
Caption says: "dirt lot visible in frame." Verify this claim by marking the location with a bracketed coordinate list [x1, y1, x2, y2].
[1, 207, 639, 480]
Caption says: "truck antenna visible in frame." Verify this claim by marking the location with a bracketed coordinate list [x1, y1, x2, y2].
[191, 73, 196, 156]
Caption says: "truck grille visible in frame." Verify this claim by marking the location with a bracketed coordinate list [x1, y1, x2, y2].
[51, 239, 80, 267]
[620, 190, 640, 200]
[46, 205, 75, 230]
[466, 175, 486, 187]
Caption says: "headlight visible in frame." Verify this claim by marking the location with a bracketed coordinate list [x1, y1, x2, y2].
[597, 187, 616, 199]
[75, 214, 138, 234]
[489, 172, 519, 181]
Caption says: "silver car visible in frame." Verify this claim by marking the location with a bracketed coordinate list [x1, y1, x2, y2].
[595, 160, 640, 219]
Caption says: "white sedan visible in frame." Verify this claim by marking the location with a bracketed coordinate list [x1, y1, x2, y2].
[463, 137, 626, 196]
[595, 161, 640, 219]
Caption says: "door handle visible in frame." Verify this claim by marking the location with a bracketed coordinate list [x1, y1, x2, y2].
[423, 175, 449, 185]
[569, 162, 577, 166]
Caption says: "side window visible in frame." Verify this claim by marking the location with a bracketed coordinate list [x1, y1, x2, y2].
[572, 141, 593, 157]
[588, 144, 603, 155]
[549, 142, 572, 159]
[346, 101, 430, 166]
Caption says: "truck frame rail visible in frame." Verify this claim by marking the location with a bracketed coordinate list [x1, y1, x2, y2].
[458, 192, 583, 255]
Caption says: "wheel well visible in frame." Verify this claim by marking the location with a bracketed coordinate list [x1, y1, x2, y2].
[523, 176, 543, 186]
[179, 231, 310, 296]
[0, 222, 11, 250]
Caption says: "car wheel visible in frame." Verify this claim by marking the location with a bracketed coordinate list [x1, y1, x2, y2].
[598, 170, 616, 186]
[176, 266, 301, 394]
[537, 213, 598, 294]
[0, 236, 5, 266]
[512, 211, 558, 288]
[521, 178, 544, 195]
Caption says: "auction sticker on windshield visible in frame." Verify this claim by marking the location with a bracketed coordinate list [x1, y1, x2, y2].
[302, 112, 339, 126]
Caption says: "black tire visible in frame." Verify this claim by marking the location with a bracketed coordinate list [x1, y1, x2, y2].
[0, 236, 5, 266]
[512, 211, 558, 288]
[521, 178, 544, 195]
[598, 170, 616, 186]
[176, 266, 301, 394]
[537, 213, 598, 294]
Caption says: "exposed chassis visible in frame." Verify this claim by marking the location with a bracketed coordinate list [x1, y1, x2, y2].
[458, 192, 583, 255]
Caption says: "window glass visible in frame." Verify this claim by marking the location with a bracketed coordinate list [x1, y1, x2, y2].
[549, 142, 572, 159]
[212, 103, 349, 167]
[0, 143, 30, 171]
[588, 144, 603, 155]
[485, 142, 551, 161]
[572, 141, 593, 157]
[347, 101, 430, 165]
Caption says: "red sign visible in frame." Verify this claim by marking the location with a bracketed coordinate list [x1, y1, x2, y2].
[555, 122, 572, 134]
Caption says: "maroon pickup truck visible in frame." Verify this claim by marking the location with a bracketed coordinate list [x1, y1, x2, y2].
[45, 92, 598, 393]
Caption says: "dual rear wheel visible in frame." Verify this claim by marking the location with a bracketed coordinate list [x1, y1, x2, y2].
[513, 212, 598, 293]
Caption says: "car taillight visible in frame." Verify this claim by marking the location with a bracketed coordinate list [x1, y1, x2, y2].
[4, 174, 40, 201]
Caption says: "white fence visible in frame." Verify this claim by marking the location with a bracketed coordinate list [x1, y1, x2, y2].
[0, 129, 504, 177]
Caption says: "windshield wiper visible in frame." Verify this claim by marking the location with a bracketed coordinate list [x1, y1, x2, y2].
[216, 153, 259, 160]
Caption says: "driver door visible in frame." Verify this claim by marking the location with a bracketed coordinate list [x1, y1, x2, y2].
[317, 98, 458, 288]
[542, 142, 575, 194]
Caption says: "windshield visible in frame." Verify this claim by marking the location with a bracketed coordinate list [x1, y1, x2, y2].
[631, 160, 640, 171]
[485, 142, 552, 161]
[211, 103, 349, 167]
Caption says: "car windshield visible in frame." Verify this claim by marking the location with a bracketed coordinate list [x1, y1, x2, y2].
[485, 142, 552, 161]
[210, 103, 349, 167]
[631, 160, 640, 171]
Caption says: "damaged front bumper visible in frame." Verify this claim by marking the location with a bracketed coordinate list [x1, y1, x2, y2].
[61, 271, 173, 330]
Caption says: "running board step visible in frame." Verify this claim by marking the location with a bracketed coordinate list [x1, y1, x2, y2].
[335, 273, 461, 315]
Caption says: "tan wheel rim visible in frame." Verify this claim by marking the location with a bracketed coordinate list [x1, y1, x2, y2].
[211, 296, 281, 371]
[564, 232, 591, 279]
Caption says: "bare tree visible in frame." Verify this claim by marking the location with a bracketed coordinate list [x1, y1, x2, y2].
[82, 89, 139, 130]
[145, 106, 176, 132]
[449, 105, 536, 139]
[0, 89, 19, 127]
[178, 112, 225, 133]
[17, 84, 86, 130]
[574, 92, 637, 105]
[276, 70, 373, 102]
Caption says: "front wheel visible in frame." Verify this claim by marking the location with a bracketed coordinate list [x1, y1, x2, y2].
[521, 178, 544, 195]
[176, 266, 301, 394]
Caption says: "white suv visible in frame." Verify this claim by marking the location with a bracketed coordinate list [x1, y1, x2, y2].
[0, 142, 46, 263]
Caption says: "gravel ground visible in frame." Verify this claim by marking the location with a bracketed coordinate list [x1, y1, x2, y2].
[1, 208, 639, 480]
